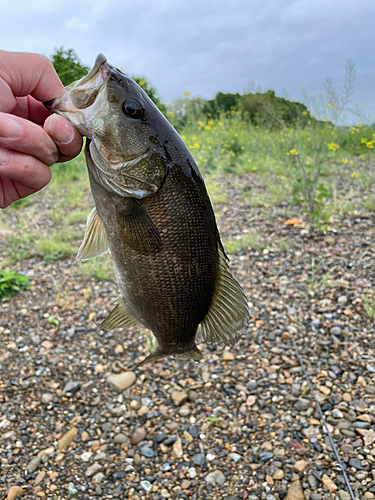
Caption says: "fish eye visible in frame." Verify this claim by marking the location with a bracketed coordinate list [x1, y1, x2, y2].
[123, 103, 143, 119]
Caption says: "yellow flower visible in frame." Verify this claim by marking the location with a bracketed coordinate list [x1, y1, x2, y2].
[327, 142, 339, 151]
[302, 111, 308, 116]
[197, 121, 205, 127]
[193, 142, 200, 149]
[342, 159, 348, 164]
[289, 148, 298, 155]
[361, 137, 367, 144]
[207, 120, 214, 126]
[360, 154, 365, 160]
[218, 121, 224, 127]
[204, 125, 211, 131]
[351, 172, 360, 178]
[366, 141, 373, 149]
[138, 80, 145, 87]
[169, 111, 175, 117]
[349, 160, 353, 165]
[252, 166, 257, 171]
[183, 91, 191, 97]
[181, 135, 186, 140]
[356, 123, 362, 128]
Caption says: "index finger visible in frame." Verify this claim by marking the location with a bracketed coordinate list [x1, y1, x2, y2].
[0, 50, 66, 113]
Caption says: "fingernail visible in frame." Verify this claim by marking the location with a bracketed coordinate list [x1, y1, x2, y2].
[50, 116, 75, 145]
[0, 114, 21, 139]
[0, 147, 10, 166]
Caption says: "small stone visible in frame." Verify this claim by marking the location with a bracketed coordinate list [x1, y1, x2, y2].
[114, 433, 127, 444]
[285, 479, 304, 500]
[155, 431, 167, 443]
[41, 393, 54, 404]
[342, 392, 352, 402]
[294, 398, 309, 411]
[330, 326, 342, 335]
[140, 444, 154, 458]
[67, 483, 77, 495]
[205, 470, 226, 486]
[259, 451, 274, 462]
[192, 453, 205, 466]
[229, 452, 241, 462]
[171, 391, 188, 406]
[337, 492, 350, 500]
[160, 489, 171, 498]
[273, 469, 284, 480]
[164, 435, 177, 445]
[365, 493, 375, 499]
[293, 459, 307, 472]
[58, 427, 78, 450]
[94, 363, 105, 373]
[246, 395, 257, 406]
[188, 467, 197, 478]
[115, 344, 124, 354]
[131, 427, 146, 445]
[173, 437, 183, 458]
[356, 429, 375, 445]
[107, 371, 136, 391]
[81, 431, 89, 442]
[181, 479, 191, 489]
[179, 405, 190, 417]
[85, 463, 102, 477]
[141, 481, 152, 492]
[26, 456, 42, 474]
[80, 451, 93, 462]
[34, 471, 46, 486]
[222, 351, 235, 361]
[322, 474, 337, 492]
[92, 472, 105, 483]
[7, 486, 23, 500]
[63, 381, 81, 395]
[332, 409, 344, 419]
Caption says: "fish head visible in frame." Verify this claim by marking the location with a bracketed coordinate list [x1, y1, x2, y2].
[45, 54, 171, 198]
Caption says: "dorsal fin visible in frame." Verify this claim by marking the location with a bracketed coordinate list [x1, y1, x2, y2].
[101, 297, 140, 329]
[201, 247, 249, 347]
[76, 207, 109, 261]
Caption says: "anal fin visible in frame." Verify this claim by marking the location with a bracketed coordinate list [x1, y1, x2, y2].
[201, 247, 249, 347]
[77, 207, 109, 261]
[101, 297, 140, 329]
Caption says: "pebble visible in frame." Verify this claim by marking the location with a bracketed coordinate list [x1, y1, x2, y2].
[58, 427, 78, 450]
[141, 481, 152, 492]
[188, 467, 197, 478]
[140, 444, 154, 458]
[222, 351, 235, 361]
[113, 433, 127, 444]
[285, 479, 304, 500]
[67, 483, 77, 495]
[332, 408, 344, 418]
[7, 486, 23, 500]
[322, 474, 337, 492]
[107, 371, 136, 391]
[229, 452, 241, 462]
[293, 459, 307, 472]
[273, 469, 284, 479]
[34, 471, 46, 486]
[63, 381, 80, 395]
[172, 437, 183, 458]
[26, 456, 42, 474]
[205, 470, 226, 486]
[130, 427, 146, 445]
[330, 326, 342, 335]
[179, 404, 190, 417]
[171, 390, 188, 406]
[192, 453, 206, 466]
[80, 451, 93, 462]
[85, 463, 102, 477]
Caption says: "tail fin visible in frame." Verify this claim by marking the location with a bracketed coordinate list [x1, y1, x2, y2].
[133, 345, 203, 369]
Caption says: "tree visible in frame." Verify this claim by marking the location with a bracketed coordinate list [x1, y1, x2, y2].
[50, 47, 89, 86]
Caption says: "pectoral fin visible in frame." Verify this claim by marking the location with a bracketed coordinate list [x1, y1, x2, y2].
[118, 199, 162, 254]
[201, 247, 249, 347]
[77, 207, 109, 261]
[101, 297, 140, 329]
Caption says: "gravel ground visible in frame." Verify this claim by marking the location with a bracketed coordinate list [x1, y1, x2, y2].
[1, 173, 375, 500]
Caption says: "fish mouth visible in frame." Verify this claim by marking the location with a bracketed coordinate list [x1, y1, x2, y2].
[44, 54, 112, 136]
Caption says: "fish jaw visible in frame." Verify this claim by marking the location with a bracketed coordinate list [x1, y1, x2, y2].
[44, 55, 111, 137]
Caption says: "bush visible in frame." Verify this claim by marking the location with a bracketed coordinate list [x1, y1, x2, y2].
[0, 269, 30, 299]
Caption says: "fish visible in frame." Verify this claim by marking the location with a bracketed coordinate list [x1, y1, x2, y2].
[45, 54, 249, 367]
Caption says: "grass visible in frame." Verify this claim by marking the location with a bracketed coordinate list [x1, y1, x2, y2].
[77, 254, 116, 281]
[224, 230, 293, 254]
[35, 228, 79, 261]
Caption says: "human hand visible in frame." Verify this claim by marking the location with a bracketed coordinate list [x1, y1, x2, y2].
[0, 50, 82, 208]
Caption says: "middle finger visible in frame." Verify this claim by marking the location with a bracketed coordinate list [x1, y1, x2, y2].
[0, 112, 58, 165]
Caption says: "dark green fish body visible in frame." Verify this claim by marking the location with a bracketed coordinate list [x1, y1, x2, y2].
[45, 54, 249, 365]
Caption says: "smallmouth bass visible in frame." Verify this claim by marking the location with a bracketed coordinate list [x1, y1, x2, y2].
[45, 54, 249, 366]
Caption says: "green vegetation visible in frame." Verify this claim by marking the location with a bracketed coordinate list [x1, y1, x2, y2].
[0, 269, 30, 299]
[77, 254, 116, 282]
[51, 47, 89, 86]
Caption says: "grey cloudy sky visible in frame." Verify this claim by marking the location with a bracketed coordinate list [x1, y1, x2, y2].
[1, 0, 375, 121]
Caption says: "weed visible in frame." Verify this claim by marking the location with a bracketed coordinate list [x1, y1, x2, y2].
[64, 210, 89, 225]
[206, 416, 223, 426]
[364, 294, 375, 321]
[302, 257, 336, 294]
[143, 330, 157, 355]
[77, 254, 116, 281]
[225, 231, 269, 254]
[0, 269, 30, 299]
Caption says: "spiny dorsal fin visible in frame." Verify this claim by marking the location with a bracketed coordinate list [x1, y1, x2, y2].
[101, 297, 140, 329]
[201, 247, 249, 347]
[76, 207, 109, 261]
